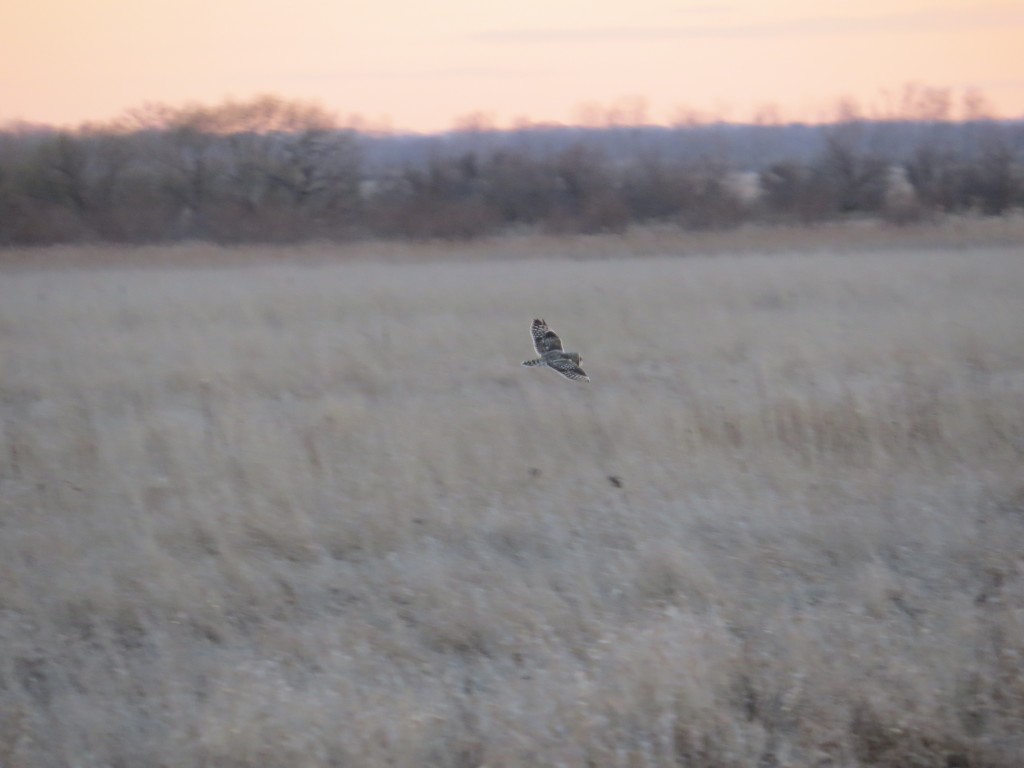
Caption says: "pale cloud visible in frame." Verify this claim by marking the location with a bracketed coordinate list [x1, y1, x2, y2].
[474, 5, 1024, 43]
[967, 78, 1024, 90]
[261, 67, 547, 82]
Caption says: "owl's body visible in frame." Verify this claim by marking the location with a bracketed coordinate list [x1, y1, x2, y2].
[522, 319, 589, 382]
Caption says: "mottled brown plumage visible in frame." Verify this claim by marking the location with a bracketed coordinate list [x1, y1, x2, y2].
[521, 319, 589, 382]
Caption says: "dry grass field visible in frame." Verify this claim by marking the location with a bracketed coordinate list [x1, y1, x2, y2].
[1, 228, 1023, 766]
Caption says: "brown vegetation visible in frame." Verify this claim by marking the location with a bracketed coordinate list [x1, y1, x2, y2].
[1, 93, 1022, 245]
[1, 237, 1022, 765]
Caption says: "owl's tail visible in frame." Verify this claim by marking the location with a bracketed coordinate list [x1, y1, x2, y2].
[522, 358, 546, 367]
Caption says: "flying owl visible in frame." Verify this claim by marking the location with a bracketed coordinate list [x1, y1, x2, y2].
[521, 318, 589, 382]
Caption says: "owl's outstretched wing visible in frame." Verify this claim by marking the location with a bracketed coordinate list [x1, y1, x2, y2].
[548, 357, 590, 382]
[531, 318, 564, 355]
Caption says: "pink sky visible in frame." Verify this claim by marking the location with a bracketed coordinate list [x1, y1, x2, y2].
[2, 0, 1022, 131]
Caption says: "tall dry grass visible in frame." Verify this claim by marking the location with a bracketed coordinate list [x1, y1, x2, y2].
[1, 239, 1023, 766]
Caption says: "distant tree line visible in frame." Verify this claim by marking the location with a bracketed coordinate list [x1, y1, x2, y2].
[1, 94, 1022, 245]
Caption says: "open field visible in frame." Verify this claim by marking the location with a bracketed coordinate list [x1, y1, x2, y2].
[3, 215, 1024, 271]
[1, 235, 1023, 766]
